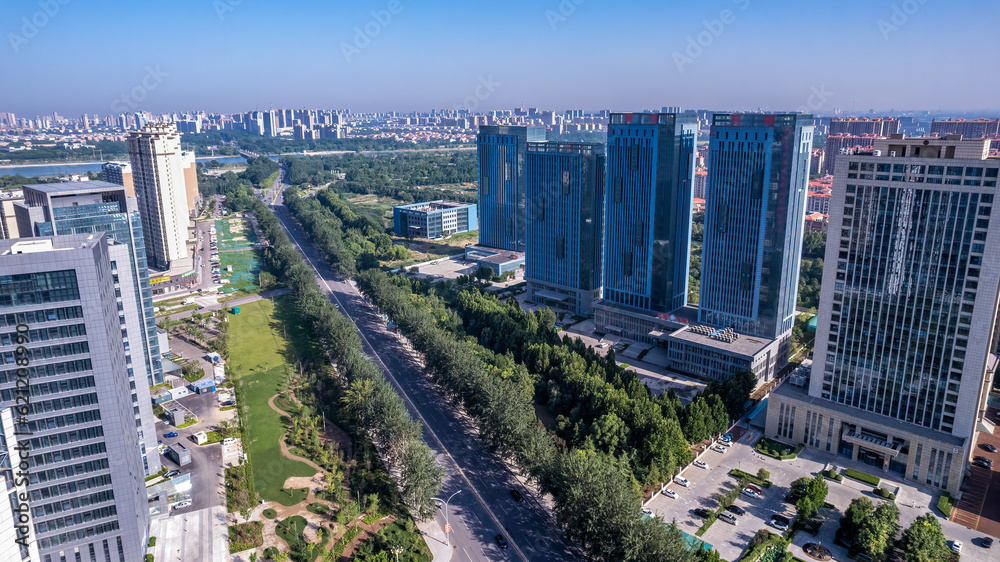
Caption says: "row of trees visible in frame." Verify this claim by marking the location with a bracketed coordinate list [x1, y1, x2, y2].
[196, 156, 279, 211]
[251, 197, 442, 520]
[282, 150, 475, 192]
[351, 268, 708, 561]
[839, 496, 949, 562]
[179, 129, 448, 158]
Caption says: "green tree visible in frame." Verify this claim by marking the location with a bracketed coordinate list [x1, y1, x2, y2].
[839, 496, 874, 546]
[901, 513, 949, 562]
[856, 502, 900, 560]
[399, 441, 444, 521]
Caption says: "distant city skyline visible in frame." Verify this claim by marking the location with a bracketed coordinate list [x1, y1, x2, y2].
[3, 0, 999, 116]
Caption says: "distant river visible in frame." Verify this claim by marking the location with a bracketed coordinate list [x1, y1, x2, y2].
[0, 155, 263, 178]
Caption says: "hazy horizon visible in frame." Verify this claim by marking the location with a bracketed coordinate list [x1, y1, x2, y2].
[3, 0, 999, 117]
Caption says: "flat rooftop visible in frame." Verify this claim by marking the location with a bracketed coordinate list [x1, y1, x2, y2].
[773, 382, 965, 447]
[0, 232, 103, 255]
[465, 244, 524, 265]
[664, 324, 775, 357]
[25, 180, 124, 195]
[397, 200, 470, 212]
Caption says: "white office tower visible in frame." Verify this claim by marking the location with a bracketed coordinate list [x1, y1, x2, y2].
[127, 123, 191, 271]
[0, 235, 151, 561]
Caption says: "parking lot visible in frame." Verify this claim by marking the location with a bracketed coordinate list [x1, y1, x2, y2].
[644, 419, 999, 561]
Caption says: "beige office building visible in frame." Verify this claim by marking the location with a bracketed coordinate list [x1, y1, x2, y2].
[768, 136, 1000, 494]
[101, 161, 135, 196]
[127, 122, 191, 270]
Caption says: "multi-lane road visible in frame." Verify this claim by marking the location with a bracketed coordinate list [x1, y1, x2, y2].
[264, 177, 577, 562]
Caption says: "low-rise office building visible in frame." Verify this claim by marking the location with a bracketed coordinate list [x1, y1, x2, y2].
[392, 201, 477, 239]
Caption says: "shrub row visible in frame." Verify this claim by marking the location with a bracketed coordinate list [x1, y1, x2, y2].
[844, 468, 880, 486]
[937, 492, 954, 517]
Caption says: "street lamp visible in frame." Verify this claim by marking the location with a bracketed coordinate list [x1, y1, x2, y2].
[431, 490, 461, 546]
[391, 544, 402, 562]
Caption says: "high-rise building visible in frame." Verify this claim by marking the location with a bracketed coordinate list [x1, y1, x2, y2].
[101, 162, 134, 196]
[931, 118, 1000, 138]
[0, 408, 41, 561]
[127, 123, 191, 270]
[476, 125, 546, 251]
[0, 234, 154, 560]
[822, 134, 880, 175]
[593, 112, 697, 339]
[699, 113, 814, 354]
[768, 135, 1000, 494]
[0, 191, 23, 240]
[829, 117, 900, 137]
[525, 142, 605, 317]
[181, 150, 199, 212]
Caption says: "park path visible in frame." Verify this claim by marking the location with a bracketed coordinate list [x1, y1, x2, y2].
[266, 393, 326, 473]
[285, 377, 354, 460]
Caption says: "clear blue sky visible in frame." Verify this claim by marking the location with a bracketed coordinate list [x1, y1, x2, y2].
[2, 0, 998, 117]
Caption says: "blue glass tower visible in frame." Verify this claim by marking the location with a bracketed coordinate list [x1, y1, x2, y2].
[601, 112, 697, 314]
[525, 142, 605, 317]
[477, 125, 546, 251]
[16, 181, 164, 386]
[700, 113, 814, 348]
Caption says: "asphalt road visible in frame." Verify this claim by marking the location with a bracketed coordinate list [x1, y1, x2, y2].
[267, 180, 576, 562]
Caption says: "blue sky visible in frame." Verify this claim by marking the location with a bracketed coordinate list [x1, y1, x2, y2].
[2, 0, 998, 117]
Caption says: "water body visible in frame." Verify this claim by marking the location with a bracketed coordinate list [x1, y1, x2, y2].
[0, 155, 257, 178]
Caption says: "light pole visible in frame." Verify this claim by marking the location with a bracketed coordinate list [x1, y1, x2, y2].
[431, 490, 461, 546]
[391, 544, 402, 562]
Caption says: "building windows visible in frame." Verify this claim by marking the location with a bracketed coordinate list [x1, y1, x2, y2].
[623, 252, 633, 277]
[561, 170, 571, 194]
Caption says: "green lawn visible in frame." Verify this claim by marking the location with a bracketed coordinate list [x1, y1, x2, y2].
[229, 297, 316, 505]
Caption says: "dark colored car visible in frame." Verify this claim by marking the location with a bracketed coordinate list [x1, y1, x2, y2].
[510, 489, 523, 502]
[164, 470, 181, 478]
[773, 514, 790, 525]
[982, 536, 994, 548]
[495, 534, 508, 549]
[693, 508, 712, 518]
[973, 459, 993, 469]
[981, 444, 997, 453]
[221, 400, 236, 407]
[974, 456, 991, 463]
[727, 505, 746, 516]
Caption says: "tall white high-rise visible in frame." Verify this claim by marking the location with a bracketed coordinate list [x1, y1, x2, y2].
[127, 123, 191, 270]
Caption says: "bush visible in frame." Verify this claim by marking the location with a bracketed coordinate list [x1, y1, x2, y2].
[937, 492, 954, 517]
[306, 502, 329, 515]
[844, 468, 880, 486]
[873, 487, 896, 500]
[822, 468, 843, 481]
[228, 521, 264, 553]
[145, 556, 153, 562]
[758, 468, 770, 481]
[225, 464, 258, 513]
[147, 536, 157, 547]
[730, 468, 773, 488]
[755, 437, 802, 460]
[262, 508, 277, 519]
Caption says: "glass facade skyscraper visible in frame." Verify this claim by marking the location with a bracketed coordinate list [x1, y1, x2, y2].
[525, 142, 605, 317]
[476, 125, 546, 251]
[768, 136, 1000, 493]
[600, 112, 697, 314]
[700, 113, 814, 350]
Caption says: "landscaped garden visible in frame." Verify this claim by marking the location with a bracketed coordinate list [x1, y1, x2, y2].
[755, 437, 804, 460]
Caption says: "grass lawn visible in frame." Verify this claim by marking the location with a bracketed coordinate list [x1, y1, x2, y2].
[276, 515, 308, 550]
[229, 297, 316, 505]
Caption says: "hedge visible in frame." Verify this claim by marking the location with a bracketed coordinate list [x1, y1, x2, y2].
[937, 492, 954, 517]
[844, 468, 880, 486]
[873, 487, 896, 501]
[822, 468, 843, 482]
[730, 468, 774, 488]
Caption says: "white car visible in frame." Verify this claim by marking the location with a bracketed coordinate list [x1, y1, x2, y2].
[770, 519, 788, 531]
[674, 476, 690, 487]
[661, 489, 678, 499]
[173, 500, 192, 510]
[641, 507, 653, 516]
[711, 445, 727, 453]
[742, 488, 761, 499]
[950, 540, 963, 553]
[693, 460, 709, 469]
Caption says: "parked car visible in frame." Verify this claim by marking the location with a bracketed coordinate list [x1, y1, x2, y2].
[641, 507, 653, 516]
[661, 489, 678, 499]
[719, 512, 739, 525]
[982, 444, 998, 453]
[164, 470, 181, 478]
[495, 535, 508, 549]
[951, 540, 963, 553]
[727, 505, 746, 516]
[974, 455, 991, 463]
[742, 488, 761, 499]
[982, 536, 993, 548]
[693, 508, 712, 519]
[770, 519, 788, 531]
[693, 460, 709, 469]
[164, 432, 178, 438]
[773, 515, 790, 525]
[221, 400, 236, 407]
[973, 459, 993, 469]
[510, 489, 523, 502]
[674, 476, 690, 487]
[746, 484, 763, 494]
[173, 500, 192, 509]
[718, 440, 733, 447]
[711, 445, 727, 453]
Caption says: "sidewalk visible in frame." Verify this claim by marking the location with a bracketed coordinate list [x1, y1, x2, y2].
[416, 520, 453, 562]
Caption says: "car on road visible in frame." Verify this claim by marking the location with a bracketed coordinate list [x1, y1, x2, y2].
[982, 444, 998, 453]
[173, 500, 192, 510]
[693, 508, 712, 519]
[674, 476, 690, 487]
[982, 536, 993, 548]
[495, 534, 508, 549]
[164, 432, 178, 438]
[742, 488, 762, 499]
[693, 460, 709, 469]
[726, 505, 746, 516]
[164, 470, 181, 478]
[950, 540, 963, 553]
[661, 489, 678, 499]
[711, 445, 727, 453]
[718, 512, 739, 525]
[641, 507, 653, 516]
[510, 489, 523, 502]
